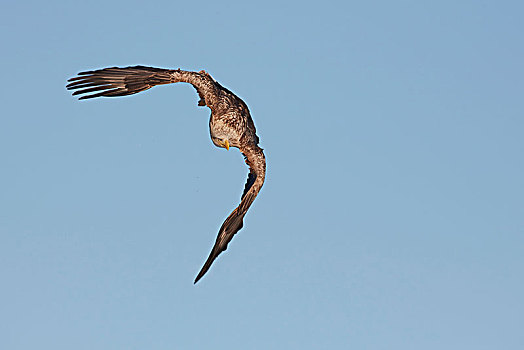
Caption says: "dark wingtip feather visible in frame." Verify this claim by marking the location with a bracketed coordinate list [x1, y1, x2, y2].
[67, 76, 85, 83]
[194, 257, 214, 284]
[78, 95, 95, 100]
[72, 84, 113, 96]
[77, 68, 116, 76]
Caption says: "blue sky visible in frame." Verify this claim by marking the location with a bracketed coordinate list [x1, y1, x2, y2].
[1, 0, 523, 349]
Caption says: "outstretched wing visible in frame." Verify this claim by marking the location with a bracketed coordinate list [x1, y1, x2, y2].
[66, 65, 222, 110]
[194, 145, 266, 283]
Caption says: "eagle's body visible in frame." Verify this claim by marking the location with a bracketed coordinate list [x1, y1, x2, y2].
[67, 66, 265, 283]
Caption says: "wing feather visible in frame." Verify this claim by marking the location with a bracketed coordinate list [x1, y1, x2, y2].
[194, 145, 266, 283]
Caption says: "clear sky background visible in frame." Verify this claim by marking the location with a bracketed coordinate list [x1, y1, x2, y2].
[1, 0, 523, 349]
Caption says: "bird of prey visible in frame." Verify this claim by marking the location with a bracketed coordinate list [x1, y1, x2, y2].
[66, 66, 266, 283]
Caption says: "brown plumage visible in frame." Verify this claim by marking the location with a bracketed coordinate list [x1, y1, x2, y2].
[66, 66, 266, 283]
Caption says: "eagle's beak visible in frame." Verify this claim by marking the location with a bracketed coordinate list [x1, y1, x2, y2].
[224, 139, 230, 151]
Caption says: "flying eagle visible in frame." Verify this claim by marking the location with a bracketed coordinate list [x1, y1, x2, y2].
[66, 66, 266, 283]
